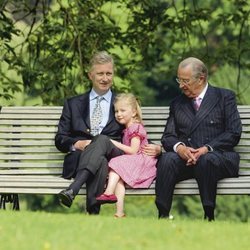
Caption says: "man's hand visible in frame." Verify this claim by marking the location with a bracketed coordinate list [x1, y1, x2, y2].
[177, 145, 209, 166]
[176, 144, 198, 166]
[73, 140, 91, 151]
[192, 146, 209, 160]
[142, 144, 162, 157]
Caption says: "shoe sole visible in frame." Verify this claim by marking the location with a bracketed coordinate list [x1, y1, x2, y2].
[58, 192, 72, 208]
[96, 199, 117, 205]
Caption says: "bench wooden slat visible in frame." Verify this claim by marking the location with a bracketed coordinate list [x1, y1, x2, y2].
[0, 134, 58, 139]
[0, 114, 61, 119]
[0, 162, 63, 168]
[1, 145, 249, 154]
[0, 120, 59, 126]
[0, 140, 55, 146]
[1, 176, 249, 184]
[0, 147, 60, 153]
[0, 107, 59, 113]
[0, 176, 249, 195]
[1, 137, 250, 147]
[0, 170, 62, 175]
[0, 188, 249, 195]
[0, 154, 63, 160]
[126, 189, 250, 195]
[2, 180, 250, 189]
[0, 168, 249, 176]
[0, 127, 58, 133]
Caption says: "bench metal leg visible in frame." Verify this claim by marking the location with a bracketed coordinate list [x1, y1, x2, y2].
[0, 194, 20, 210]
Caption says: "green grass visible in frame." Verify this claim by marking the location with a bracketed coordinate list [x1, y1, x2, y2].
[0, 210, 249, 250]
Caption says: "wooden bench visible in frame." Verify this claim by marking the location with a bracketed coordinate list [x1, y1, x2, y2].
[0, 106, 250, 209]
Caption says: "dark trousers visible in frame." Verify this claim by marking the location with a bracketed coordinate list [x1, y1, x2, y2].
[155, 151, 238, 216]
[76, 135, 124, 214]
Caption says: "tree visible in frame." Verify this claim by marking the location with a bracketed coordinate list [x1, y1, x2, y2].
[0, 0, 249, 105]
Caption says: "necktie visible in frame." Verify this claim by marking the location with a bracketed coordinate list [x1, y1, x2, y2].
[90, 96, 103, 136]
[193, 97, 202, 111]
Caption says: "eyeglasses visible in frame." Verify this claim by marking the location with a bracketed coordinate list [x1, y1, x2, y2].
[176, 77, 192, 85]
[176, 77, 200, 86]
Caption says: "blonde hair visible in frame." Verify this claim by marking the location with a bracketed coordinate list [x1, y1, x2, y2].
[89, 51, 114, 71]
[114, 93, 143, 123]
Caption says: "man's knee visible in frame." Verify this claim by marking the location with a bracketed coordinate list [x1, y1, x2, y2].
[92, 134, 109, 143]
[198, 153, 221, 168]
[92, 134, 112, 149]
[157, 152, 179, 174]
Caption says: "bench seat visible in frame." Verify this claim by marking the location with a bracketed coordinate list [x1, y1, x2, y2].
[0, 175, 250, 195]
[1, 106, 250, 209]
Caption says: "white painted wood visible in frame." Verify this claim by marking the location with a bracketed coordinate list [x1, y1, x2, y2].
[0, 106, 249, 196]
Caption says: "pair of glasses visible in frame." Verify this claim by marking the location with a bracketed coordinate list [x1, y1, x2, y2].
[176, 77, 192, 85]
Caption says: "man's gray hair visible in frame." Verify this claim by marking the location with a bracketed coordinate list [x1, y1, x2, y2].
[89, 51, 114, 71]
[179, 57, 208, 81]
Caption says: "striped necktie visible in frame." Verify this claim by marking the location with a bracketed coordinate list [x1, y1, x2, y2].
[193, 97, 202, 111]
[90, 96, 103, 136]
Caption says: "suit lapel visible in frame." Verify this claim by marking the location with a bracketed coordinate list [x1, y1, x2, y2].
[76, 92, 91, 128]
[103, 92, 116, 129]
[181, 96, 196, 121]
[189, 85, 219, 134]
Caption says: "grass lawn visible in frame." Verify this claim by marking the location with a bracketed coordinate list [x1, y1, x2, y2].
[0, 210, 249, 250]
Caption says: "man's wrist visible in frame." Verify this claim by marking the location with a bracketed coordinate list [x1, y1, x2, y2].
[205, 144, 213, 152]
[174, 142, 185, 152]
[176, 143, 185, 153]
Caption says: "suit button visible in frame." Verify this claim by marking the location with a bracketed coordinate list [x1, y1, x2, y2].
[188, 138, 191, 142]
[86, 129, 90, 133]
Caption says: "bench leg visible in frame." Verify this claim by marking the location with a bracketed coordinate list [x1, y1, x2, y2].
[0, 194, 20, 210]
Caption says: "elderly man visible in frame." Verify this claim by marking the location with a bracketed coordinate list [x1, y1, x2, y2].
[155, 57, 242, 221]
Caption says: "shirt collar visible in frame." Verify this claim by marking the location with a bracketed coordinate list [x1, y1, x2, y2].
[197, 83, 208, 99]
[90, 89, 112, 103]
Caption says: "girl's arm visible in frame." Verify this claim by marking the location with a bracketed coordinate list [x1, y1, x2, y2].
[111, 136, 141, 154]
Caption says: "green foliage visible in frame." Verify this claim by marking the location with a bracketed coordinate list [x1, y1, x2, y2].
[20, 194, 86, 213]
[216, 195, 250, 222]
[173, 195, 250, 222]
[19, 193, 250, 222]
[0, 0, 249, 105]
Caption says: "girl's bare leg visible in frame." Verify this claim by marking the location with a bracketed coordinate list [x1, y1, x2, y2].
[114, 179, 126, 217]
[104, 170, 120, 195]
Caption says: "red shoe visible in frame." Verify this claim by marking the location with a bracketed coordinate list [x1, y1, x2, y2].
[96, 194, 117, 204]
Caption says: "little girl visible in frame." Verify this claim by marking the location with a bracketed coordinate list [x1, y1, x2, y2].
[96, 93, 157, 217]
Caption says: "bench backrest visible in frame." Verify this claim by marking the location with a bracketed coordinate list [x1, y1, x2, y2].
[0, 106, 250, 176]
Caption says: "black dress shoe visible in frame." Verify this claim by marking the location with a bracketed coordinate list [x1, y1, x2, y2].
[159, 213, 174, 220]
[58, 189, 75, 208]
[203, 206, 215, 221]
[87, 204, 101, 215]
[204, 214, 215, 222]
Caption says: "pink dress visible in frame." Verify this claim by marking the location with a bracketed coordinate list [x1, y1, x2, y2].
[108, 123, 157, 188]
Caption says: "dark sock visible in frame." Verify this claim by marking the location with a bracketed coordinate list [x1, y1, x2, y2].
[69, 169, 91, 195]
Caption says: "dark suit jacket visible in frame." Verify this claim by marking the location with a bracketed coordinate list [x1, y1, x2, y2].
[55, 91, 124, 179]
[161, 85, 242, 176]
